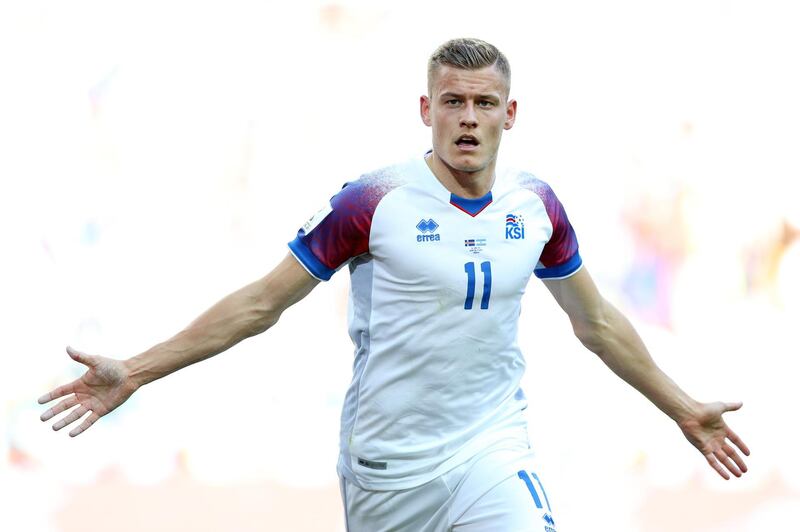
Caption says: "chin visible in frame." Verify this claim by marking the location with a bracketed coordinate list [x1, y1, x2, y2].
[453, 163, 484, 173]
[433, 148, 491, 175]
[448, 154, 488, 173]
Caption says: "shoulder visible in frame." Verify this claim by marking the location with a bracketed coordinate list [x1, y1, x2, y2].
[333, 160, 416, 211]
[511, 170, 558, 204]
[503, 169, 570, 217]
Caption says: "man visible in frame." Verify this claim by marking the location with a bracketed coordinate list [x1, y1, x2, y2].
[39, 38, 749, 531]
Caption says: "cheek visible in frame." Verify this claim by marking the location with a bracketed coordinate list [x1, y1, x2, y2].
[483, 123, 501, 140]
[434, 119, 452, 137]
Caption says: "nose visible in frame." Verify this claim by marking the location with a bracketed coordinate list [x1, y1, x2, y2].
[459, 102, 478, 128]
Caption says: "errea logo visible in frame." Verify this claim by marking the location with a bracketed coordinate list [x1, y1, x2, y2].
[416, 218, 441, 242]
[417, 219, 438, 233]
[505, 213, 525, 239]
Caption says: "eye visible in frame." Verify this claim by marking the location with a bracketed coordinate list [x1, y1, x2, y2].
[446, 99, 461, 106]
[478, 100, 495, 108]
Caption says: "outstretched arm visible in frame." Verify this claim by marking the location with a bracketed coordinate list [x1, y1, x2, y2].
[39, 253, 319, 437]
[543, 266, 750, 480]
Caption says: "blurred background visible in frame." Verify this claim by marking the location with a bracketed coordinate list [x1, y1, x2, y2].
[2, 0, 799, 530]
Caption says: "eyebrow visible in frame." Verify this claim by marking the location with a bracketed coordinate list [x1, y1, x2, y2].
[439, 92, 501, 102]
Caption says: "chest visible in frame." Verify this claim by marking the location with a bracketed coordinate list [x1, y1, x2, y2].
[368, 188, 552, 305]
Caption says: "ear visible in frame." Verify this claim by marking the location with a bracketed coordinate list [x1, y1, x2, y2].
[420, 95, 432, 127]
[504, 99, 517, 130]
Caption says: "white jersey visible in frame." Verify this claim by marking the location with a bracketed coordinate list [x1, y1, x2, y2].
[289, 154, 582, 491]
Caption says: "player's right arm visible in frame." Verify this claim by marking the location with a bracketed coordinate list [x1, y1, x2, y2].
[38, 253, 319, 437]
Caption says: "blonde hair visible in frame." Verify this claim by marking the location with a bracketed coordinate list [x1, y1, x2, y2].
[427, 38, 511, 96]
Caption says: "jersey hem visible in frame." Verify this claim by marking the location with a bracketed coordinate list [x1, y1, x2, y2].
[338, 417, 529, 491]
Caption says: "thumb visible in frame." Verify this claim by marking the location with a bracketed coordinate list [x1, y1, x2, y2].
[66, 345, 97, 368]
[722, 401, 743, 413]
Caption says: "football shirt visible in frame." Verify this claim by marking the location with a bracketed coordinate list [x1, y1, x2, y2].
[289, 154, 581, 490]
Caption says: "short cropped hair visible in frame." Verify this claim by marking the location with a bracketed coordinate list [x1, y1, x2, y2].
[427, 38, 511, 97]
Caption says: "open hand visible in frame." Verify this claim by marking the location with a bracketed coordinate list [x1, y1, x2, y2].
[39, 346, 137, 437]
[678, 401, 750, 480]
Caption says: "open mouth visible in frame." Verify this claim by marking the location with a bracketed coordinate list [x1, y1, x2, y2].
[455, 135, 480, 149]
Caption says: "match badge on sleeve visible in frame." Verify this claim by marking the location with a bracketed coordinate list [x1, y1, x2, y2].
[302, 202, 334, 234]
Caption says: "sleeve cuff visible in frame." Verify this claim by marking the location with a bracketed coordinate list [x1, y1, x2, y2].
[288, 236, 335, 281]
[534, 252, 583, 280]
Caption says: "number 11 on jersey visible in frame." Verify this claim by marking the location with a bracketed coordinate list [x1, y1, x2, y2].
[464, 261, 492, 310]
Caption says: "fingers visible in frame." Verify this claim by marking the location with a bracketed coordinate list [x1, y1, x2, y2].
[714, 448, 743, 478]
[704, 452, 730, 480]
[689, 401, 749, 480]
[40, 346, 103, 437]
[38, 346, 96, 405]
[38, 381, 78, 405]
[69, 412, 100, 437]
[40, 395, 79, 422]
[52, 405, 89, 432]
[727, 427, 751, 456]
[42, 398, 102, 437]
[722, 443, 748, 474]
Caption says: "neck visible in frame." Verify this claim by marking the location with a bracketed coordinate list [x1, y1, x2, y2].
[425, 151, 496, 198]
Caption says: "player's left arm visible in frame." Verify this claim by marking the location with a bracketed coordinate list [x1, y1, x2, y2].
[542, 266, 750, 480]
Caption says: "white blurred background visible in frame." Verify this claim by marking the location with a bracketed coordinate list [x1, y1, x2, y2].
[2, 0, 799, 530]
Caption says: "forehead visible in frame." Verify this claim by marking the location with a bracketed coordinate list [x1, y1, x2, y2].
[430, 64, 508, 98]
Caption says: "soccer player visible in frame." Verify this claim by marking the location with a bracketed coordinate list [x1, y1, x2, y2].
[39, 38, 749, 531]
